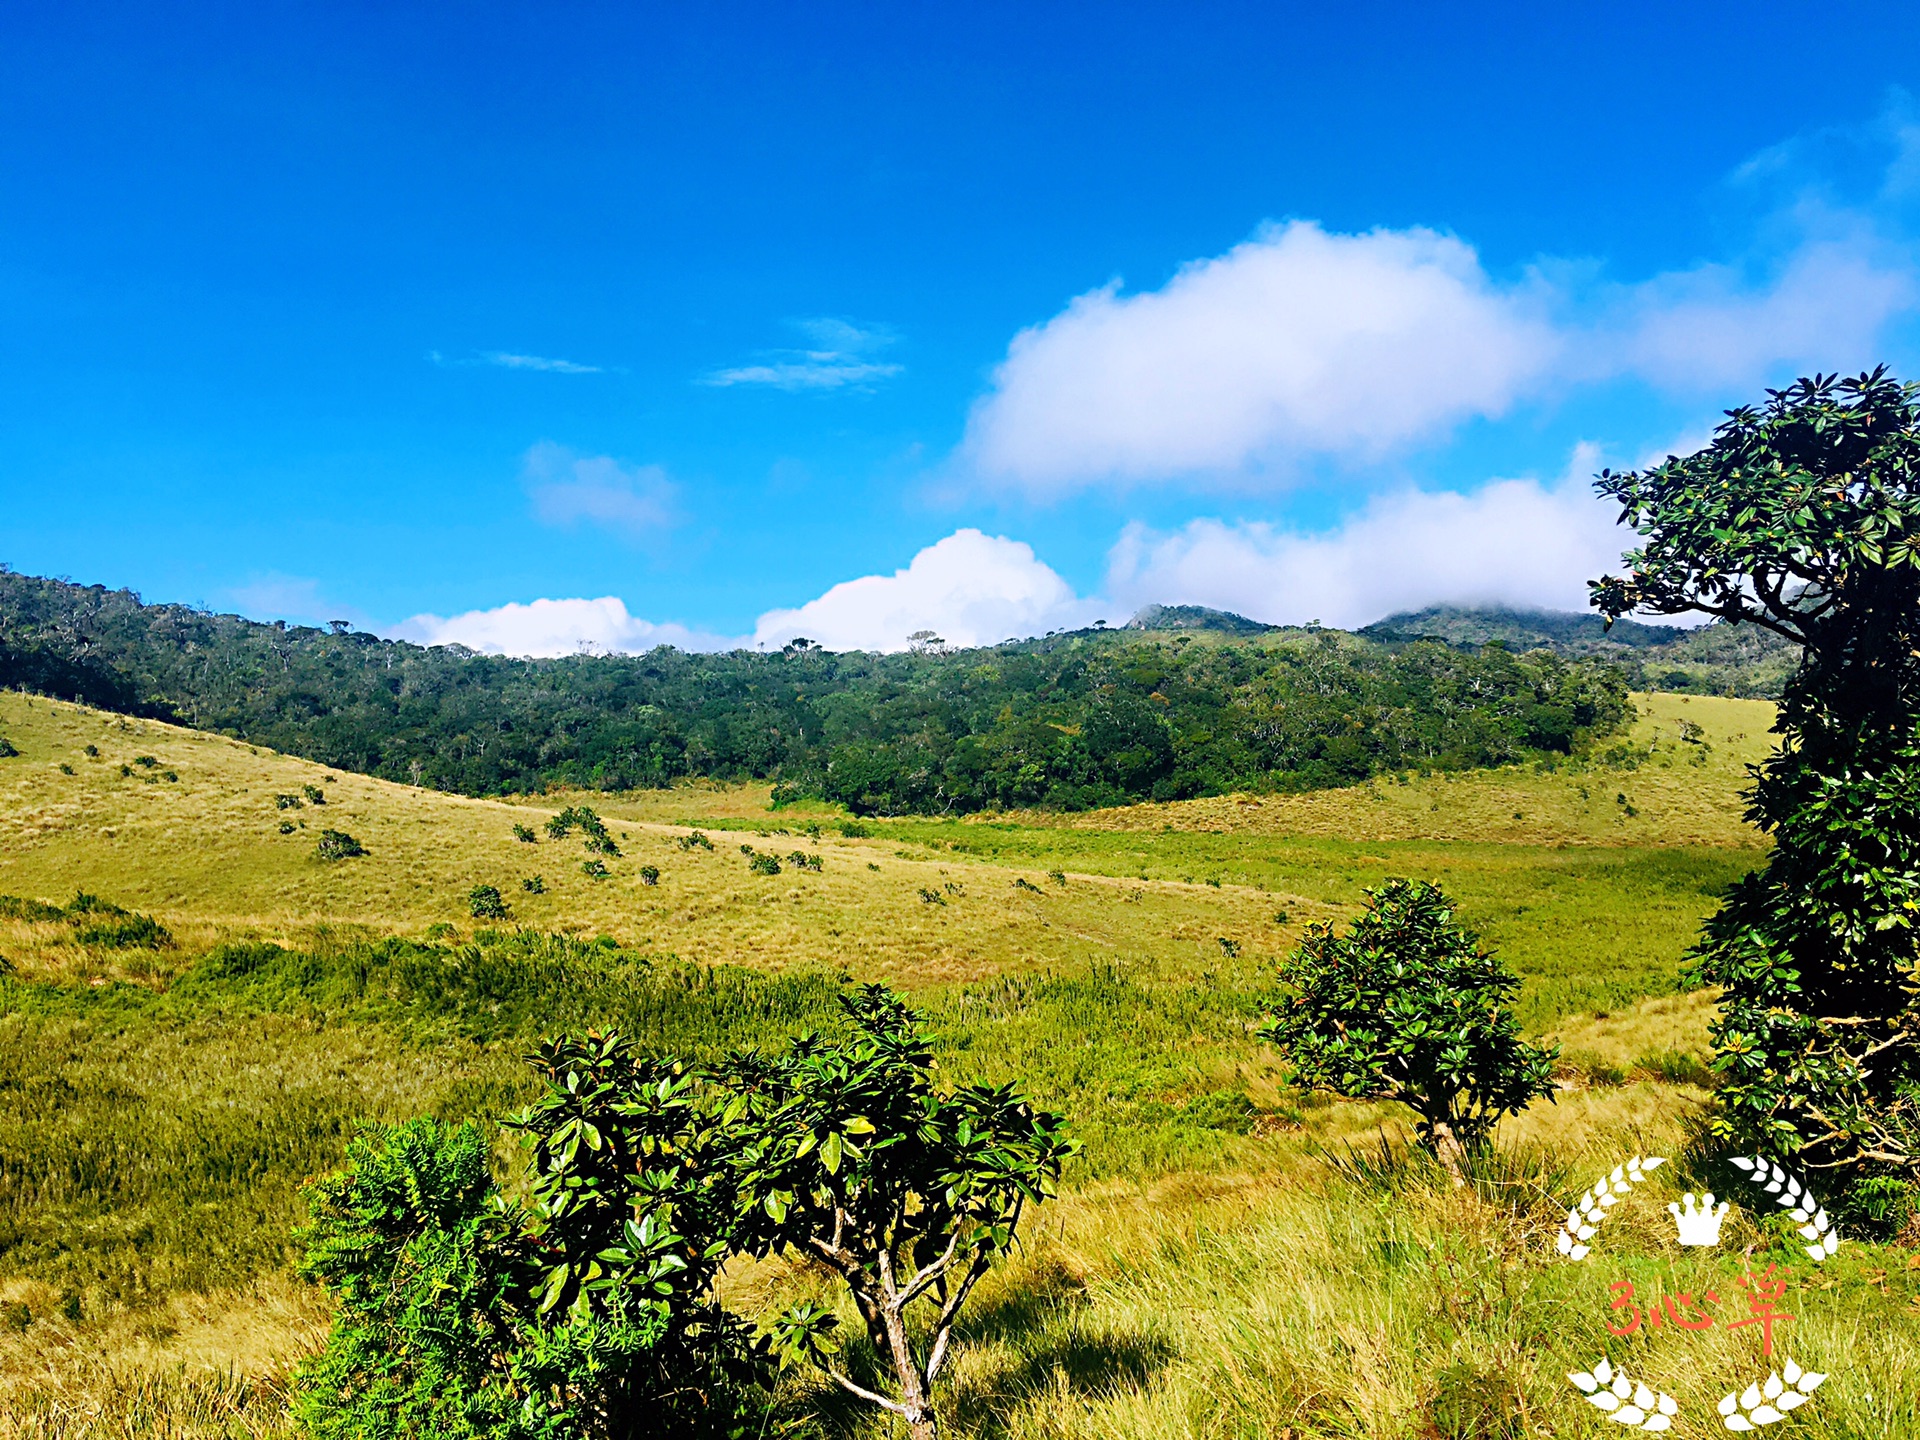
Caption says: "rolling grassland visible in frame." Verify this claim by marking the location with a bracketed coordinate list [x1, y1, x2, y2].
[0, 689, 1916, 1438]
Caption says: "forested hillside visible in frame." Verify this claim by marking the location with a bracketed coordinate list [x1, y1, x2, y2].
[3, 569, 1657, 812]
[1364, 604, 1799, 696]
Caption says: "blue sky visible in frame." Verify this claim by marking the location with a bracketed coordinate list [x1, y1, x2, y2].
[6, 3, 1920, 653]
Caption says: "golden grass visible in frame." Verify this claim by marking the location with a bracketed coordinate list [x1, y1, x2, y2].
[7, 688, 1885, 1440]
[1030, 693, 1776, 849]
[0, 694, 1327, 987]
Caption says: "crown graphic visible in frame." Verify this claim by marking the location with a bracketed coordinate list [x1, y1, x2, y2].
[1668, 1191, 1730, 1247]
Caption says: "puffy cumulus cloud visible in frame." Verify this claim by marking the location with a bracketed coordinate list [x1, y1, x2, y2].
[1106, 454, 1646, 631]
[964, 222, 1560, 490]
[963, 215, 1919, 495]
[524, 443, 677, 538]
[393, 597, 733, 658]
[752, 529, 1108, 652]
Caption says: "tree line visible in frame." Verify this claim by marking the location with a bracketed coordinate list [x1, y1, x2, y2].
[0, 570, 1634, 812]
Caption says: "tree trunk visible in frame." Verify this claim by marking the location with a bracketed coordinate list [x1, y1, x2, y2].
[1429, 1119, 1468, 1186]
[877, 1291, 940, 1440]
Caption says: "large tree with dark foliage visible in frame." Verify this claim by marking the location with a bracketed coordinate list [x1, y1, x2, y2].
[1593, 368, 1920, 1219]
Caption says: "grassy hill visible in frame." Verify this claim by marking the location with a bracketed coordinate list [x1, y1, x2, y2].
[2, 688, 1916, 1439]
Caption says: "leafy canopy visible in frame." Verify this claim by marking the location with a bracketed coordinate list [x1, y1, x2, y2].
[721, 986, 1075, 1440]
[1593, 369, 1920, 1203]
[1261, 879, 1556, 1165]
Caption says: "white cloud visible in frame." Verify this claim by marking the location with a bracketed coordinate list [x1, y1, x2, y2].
[392, 596, 731, 658]
[963, 212, 1919, 494]
[965, 222, 1561, 490]
[429, 349, 603, 374]
[1105, 449, 1642, 630]
[752, 529, 1107, 652]
[1598, 236, 1915, 391]
[481, 351, 602, 374]
[523, 443, 676, 539]
[703, 317, 904, 391]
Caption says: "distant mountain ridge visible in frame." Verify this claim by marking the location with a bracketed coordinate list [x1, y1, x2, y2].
[1362, 604, 1799, 698]
[1125, 604, 1275, 635]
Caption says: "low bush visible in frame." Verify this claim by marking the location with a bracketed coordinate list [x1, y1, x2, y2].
[75, 913, 172, 949]
[302, 784, 326, 804]
[512, 823, 537, 843]
[522, 875, 545, 894]
[580, 859, 610, 880]
[676, 830, 713, 851]
[0, 735, 18, 759]
[746, 851, 781, 877]
[638, 865, 659, 886]
[275, 793, 302, 810]
[315, 829, 367, 861]
[468, 885, 509, 921]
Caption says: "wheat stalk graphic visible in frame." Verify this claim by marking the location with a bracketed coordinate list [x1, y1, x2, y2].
[1555, 1155, 1666, 1261]
[1567, 1358, 1680, 1430]
[1727, 1156, 1841, 1261]
[1716, 1358, 1827, 1430]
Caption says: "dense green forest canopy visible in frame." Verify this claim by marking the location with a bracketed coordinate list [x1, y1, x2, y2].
[0, 569, 1784, 814]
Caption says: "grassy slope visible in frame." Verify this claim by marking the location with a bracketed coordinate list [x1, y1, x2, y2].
[5, 689, 1916, 1439]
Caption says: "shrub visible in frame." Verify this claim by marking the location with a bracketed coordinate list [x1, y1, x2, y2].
[275, 793, 302, 810]
[837, 820, 871, 838]
[118, 763, 131, 777]
[677, 831, 714, 851]
[522, 875, 545, 894]
[315, 829, 367, 861]
[786, 851, 822, 872]
[468, 885, 509, 921]
[729, 987, 1074, 1440]
[82, 744, 98, 758]
[0, 735, 17, 759]
[302, 783, 326, 804]
[512, 823, 537, 843]
[916, 887, 944, 905]
[638, 865, 659, 886]
[279, 821, 295, 834]
[296, 1048, 767, 1439]
[75, 912, 172, 949]
[133, 754, 158, 768]
[580, 859, 610, 880]
[1261, 878, 1556, 1176]
[0, 896, 67, 923]
[1012, 877, 1043, 894]
[57, 762, 73, 774]
[746, 852, 781, 877]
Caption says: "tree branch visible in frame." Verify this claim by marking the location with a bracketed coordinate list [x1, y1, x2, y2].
[820, 1367, 909, 1415]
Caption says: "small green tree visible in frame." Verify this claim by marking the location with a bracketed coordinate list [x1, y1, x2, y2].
[722, 987, 1074, 1440]
[469, 885, 509, 921]
[1261, 879, 1556, 1174]
[1592, 369, 1920, 1209]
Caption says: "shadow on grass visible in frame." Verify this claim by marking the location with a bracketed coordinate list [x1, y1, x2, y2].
[943, 1257, 1176, 1436]
[767, 1257, 1176, 1438]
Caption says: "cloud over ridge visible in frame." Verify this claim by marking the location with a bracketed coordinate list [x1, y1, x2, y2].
[963, 212, 1919, 494]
